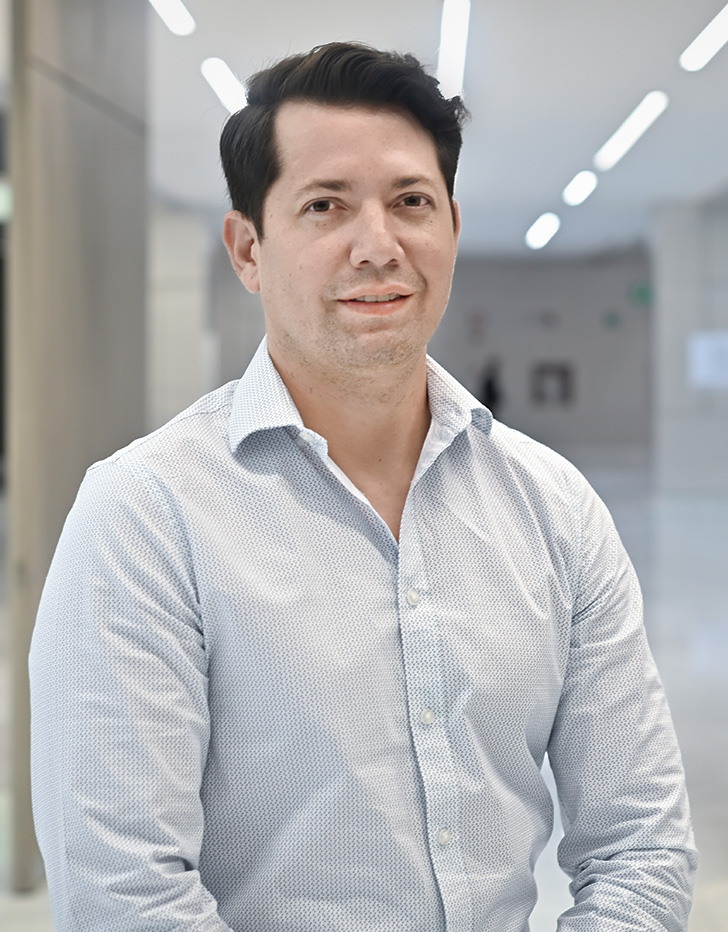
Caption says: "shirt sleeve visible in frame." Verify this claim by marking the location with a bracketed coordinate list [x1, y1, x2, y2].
[29, 457, 234, 932]
[547, 470, 698, 931]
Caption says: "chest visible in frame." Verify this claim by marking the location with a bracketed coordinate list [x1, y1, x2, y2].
[180, 456, 576, 754]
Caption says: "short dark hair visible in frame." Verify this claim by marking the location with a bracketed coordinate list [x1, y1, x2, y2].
[220, 42, 469, 236]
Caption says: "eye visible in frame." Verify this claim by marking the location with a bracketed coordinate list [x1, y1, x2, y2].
[306, 199, 334, 213]
[400, 194, 431, 208]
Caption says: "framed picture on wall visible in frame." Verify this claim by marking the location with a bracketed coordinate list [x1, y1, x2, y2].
[530, 362, 575, 405]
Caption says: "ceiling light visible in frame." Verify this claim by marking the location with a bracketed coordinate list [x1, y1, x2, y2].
[201, 58, 247, 114]
[147, 0, 196, 36]
[437, 0, 471, 97]
[680, 3, 728, 71]
[0, 178, 12, 222]
[593, 91, 669, 171]
[525, 213, 561, 250]
[562, 170, 598, 206]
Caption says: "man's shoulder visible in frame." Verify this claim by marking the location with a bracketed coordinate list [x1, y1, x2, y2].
[481, 420, 625, 572]
[488, 419, 583, 480]
[89, 380, 240, 482]
[426, 359, 587, 496]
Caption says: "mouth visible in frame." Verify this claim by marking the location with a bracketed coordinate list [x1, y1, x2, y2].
[349, 292, 404, 303]
[338, 291, 412, 313]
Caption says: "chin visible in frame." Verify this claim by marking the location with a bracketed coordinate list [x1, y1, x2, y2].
[333, 333, 427, 371]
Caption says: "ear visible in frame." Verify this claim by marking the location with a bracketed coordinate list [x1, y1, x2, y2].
[452, 199, 462, 244]
[223, 211, 261, 294]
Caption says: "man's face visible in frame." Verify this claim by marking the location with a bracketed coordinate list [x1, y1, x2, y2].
[225, 101, 460, 383]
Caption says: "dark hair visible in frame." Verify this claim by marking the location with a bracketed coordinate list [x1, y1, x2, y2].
[220, 42, 469, 236]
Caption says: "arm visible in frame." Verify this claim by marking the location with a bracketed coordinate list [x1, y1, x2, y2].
[30, 458, 233, 931]
[547, 474, 697, 931]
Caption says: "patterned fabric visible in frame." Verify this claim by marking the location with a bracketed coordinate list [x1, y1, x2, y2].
[30, 337, 697, 932]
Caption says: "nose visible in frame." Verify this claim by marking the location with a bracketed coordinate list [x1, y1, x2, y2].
[348, 202, 405, 269]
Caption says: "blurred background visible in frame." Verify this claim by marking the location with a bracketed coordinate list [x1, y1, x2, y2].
[1, 1, 726, 928]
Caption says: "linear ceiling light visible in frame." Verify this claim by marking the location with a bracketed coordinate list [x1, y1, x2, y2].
[562, 170, 598, 206]
[593, 91, 669, 172]
[525, 212, 561, 250]
[680, 3, 728, 71]
[0, 178, 12, 223]
[148, 0, 196, 36]
[437, 0, 471, 97]
[201, 58, 247, 113]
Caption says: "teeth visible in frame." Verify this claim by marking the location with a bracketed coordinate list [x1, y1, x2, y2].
[352, 293, 401, 303]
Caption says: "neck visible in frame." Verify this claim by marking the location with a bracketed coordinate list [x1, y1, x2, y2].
[272, 346, 430, 448]
[268, 347, 432, 539]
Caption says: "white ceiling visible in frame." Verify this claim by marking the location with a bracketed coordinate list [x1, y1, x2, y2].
[149, 0, 728, 256]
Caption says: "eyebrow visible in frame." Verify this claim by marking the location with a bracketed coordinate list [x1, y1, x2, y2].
[295, 180, 352, 198]
[294, 176, 438, 198]
[393, 176, 436, 190]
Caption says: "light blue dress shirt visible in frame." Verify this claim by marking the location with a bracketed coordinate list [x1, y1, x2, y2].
[30, 338, 696, 931]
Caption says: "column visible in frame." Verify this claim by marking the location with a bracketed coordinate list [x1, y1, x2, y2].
[7, 0, 147, 890]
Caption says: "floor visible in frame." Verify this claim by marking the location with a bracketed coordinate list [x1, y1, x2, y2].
[1, 461, 726, 930]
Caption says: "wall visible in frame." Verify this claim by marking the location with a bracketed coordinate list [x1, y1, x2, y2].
[429, 248, 652, 466]
[210, 235, 266, 386]
[146, 209, 266, 430]
[651, 197, 728, 493]
[147, 202, 218, 430]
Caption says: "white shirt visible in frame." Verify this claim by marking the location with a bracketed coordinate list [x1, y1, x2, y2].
[30, 338, 697, 931]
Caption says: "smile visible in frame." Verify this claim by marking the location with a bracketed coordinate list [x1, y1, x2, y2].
[350, 293, 404, 303]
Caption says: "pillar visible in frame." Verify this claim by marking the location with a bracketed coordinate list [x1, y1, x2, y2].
[7, 0, 147, 890]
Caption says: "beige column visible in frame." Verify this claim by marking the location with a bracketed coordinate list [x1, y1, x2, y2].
[7, 0, 147, 890]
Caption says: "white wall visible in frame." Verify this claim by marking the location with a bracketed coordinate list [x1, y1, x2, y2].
[429, 249, 652, 465]
[147, 202, 220, 429]
[210, 236, 266, 386]
[651, 196, 728, 493]
[147, 210, 266, 431]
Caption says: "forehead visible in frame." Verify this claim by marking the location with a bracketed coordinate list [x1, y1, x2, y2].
[271, 101, 443, 187]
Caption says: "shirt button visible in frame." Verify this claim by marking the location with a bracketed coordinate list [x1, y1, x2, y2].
[420, 708, 436, 725]
[437, 828, 453, 846]
[406, 589, 421, 606]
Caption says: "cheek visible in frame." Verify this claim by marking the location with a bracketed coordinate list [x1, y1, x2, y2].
[261, 249, 302, 295]
[294, 243, 338, 284]
[418, 221, 457, 259]
[423, 238, 457, 281]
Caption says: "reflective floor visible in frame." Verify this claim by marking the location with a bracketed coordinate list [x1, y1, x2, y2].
[1, 462, 727, 930]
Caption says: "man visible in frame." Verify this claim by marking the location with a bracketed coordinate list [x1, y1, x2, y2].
[30, 42, 696, 931]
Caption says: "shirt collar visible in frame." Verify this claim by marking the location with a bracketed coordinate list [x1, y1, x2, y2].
[228, 337, 303, 451]
[228, 336, 492, 453]
[424, 354, 493, 439]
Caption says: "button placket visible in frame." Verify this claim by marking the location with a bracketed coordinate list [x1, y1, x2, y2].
[397, 500, 472, 931]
